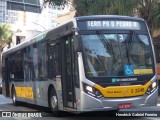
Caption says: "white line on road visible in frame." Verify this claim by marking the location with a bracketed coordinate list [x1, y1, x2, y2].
[13, 117, 31, 120]
[144, 117, 160, 120]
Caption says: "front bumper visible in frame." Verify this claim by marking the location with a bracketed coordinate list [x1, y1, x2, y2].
[80, 87, 158, 111]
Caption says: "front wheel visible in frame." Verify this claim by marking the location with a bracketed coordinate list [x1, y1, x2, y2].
[12, 87, 19, 106]
[49, 88, 62, 117]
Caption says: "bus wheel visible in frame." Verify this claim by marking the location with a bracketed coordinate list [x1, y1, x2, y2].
[49, 88, 61, 117]
[12, 87, 19, 106]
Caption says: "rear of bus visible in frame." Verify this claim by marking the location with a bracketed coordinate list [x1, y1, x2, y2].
[74, 15, 158, 111]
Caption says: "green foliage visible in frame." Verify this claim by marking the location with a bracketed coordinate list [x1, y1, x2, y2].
[74, 0, 108, 16]
[43, 0, 160, 36]
[43, 0, 110, 15]
[43, 0, 66, 6]
[135, 0, 160, 36]
[107, 0, 138, 16]
[0, 24, 12, 45]
[152, 3, 160, 29]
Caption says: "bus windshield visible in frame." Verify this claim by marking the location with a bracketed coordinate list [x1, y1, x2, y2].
[81, 31, 154, 77]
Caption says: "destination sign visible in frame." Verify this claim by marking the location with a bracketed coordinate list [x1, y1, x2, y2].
[87, 20, 140, 30]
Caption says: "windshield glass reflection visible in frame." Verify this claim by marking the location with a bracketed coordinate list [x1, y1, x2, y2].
[81, 33, 153, 77]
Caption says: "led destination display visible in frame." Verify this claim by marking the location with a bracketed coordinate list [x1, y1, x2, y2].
[78, 20, 147, 31]
[87, 21, 140, 30]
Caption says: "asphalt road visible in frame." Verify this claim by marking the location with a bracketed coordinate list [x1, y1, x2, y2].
[0, 94, 160, 120]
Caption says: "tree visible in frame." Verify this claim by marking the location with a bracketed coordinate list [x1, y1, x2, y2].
[0, 24, 12, 48]
[137, 0, 160, 36]
[106, 0, 138, 16]
[73, 0, 109, 16]
[43, 0, 160, 36]
[43, 0, 110, 16]
[0, 23, 12, 78]
[107, 0, 160, 37]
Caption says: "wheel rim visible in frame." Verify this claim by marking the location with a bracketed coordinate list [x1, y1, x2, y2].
[13, 92, 16, 103]
[51, 95, 57, 110]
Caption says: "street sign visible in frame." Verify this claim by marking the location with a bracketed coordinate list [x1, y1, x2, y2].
[7, 0, 41, 13]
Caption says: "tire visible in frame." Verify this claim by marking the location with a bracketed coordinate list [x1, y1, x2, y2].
[12, 87, 19, 106]
[0, 87, 2, 94]
[49, 88, 61, 117]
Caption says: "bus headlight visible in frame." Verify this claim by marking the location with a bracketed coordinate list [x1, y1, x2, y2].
[152, 82, 157, 89]
[86, 85, 93, 93]
[146, 81, 157, 94]
[83, 83, 103, 98]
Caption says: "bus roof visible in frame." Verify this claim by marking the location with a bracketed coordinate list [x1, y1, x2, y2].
[75, 15, 145, 21]
[2, 15, 145, 56]
[2, 30, 48, 56]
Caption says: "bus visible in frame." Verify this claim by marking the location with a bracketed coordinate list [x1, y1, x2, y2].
[2, 15, 158, 116]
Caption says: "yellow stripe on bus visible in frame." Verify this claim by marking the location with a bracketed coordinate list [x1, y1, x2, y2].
[134, 69, 153, 74]
[15, 87, 34, 99]
[94, 81, 152, 98]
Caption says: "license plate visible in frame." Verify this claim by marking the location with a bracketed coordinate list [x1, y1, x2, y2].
[118, 103, 132, 109]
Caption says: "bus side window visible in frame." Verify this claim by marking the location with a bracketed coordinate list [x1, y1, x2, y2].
[10, 56, 15, 79]
[11, 51, 24, 80]
[28, 45, 35, 81]
[48, 43, 56, 79]
[33, 43, 39, 80]
[37, 41, 47, 79]
[48, 41, 61, 79]
[23, 48, 30, 81]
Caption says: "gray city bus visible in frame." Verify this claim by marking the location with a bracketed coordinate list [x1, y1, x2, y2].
[2, 15, 158, 116]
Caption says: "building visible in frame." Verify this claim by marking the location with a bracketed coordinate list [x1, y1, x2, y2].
[0, 0, 37, 49]
[0, 1, 57, 49]
[1, 0, 72, 51]
[0, 0, 18, 24]
[57, 7, 76, 25]
[37, 0, 71, 30]
[0, 0, 7, 23]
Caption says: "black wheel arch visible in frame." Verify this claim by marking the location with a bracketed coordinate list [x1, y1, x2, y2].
[48, 84, 56, 107]
[11, 84, 15, 98]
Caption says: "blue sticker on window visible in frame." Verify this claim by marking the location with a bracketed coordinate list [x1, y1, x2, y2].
[124, 64, 134, 76]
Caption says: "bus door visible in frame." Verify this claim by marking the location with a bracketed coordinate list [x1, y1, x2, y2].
[61, 36, 76, 109]
[4, 57, 10, 96]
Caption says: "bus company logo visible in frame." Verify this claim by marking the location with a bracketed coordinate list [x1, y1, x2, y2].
[123, 89, 128, 95]
[112, 78, 117, 83]
[2, 112, 11, 117]
[117, 78, 137, 82]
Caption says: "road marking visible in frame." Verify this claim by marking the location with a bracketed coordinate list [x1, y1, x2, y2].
[157, 104, 160, 106]
[145, 117, 160, 120]
[14, 117, 31, 120]
[0, 102, 12, 105]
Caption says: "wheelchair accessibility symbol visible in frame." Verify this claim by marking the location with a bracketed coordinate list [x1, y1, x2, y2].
[124, 65, 134, 76]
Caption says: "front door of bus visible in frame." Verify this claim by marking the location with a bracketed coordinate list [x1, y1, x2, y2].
[62, 37, 76, 108]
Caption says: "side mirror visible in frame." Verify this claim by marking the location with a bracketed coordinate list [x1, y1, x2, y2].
[73, 35, 81, 52]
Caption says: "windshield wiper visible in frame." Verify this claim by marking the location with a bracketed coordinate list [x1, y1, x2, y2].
[124, 31, 134, 65]
[96, 31, 117, 75]
[96, 30, 116, 63]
